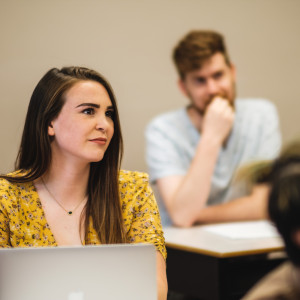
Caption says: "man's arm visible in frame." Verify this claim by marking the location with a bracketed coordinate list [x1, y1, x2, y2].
[159, 174, 269, 226]
[157, 98, 234, 227]
[193, 184, 269, 223]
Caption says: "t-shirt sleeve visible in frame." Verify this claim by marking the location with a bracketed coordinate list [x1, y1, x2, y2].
[0, 181, 11, 247]
[145, 118, 188, 182]
[123, 172, 167, 260]
[255, 100, 282, 160]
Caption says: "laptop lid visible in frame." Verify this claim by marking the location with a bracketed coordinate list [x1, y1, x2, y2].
[0, 243, 156, 300]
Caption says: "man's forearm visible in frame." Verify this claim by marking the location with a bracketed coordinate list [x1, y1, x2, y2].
[194, 185, 269, 224]
[166, 135, 222, 226]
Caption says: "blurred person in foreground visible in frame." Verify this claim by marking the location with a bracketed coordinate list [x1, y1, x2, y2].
[242, 141, 300, 299]
[146, 30, 281, 227]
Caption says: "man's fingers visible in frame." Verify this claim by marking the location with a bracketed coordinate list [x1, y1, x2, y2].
[206, 97, 233, 115]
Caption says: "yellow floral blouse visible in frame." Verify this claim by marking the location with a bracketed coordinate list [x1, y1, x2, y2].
[0, 170, 166, 260]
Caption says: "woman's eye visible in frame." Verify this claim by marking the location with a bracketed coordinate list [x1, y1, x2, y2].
[106, 110, 114, 119]
[82, 108, 95, 115]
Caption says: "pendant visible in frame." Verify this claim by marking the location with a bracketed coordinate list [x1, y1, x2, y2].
[68, 211, 73, 215]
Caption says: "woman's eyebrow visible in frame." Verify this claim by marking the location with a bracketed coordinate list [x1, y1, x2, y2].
[76, 103, 100, 108]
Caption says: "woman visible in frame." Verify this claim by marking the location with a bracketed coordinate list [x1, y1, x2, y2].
[0, 66, 167, 299]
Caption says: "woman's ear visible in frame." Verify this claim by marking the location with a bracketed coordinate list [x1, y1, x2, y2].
[48, 122, 55, 136]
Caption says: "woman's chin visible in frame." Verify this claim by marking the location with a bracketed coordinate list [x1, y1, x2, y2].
[90, 154, 104, 163]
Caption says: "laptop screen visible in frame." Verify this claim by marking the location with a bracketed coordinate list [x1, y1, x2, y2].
[0, 244, 156, 300]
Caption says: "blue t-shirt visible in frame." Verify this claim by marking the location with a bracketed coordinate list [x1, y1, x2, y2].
[145, 99, 281, 226]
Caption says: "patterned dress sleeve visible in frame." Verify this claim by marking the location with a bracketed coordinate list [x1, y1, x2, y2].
[0, 179, 12, 247]
[121, 171, 167, 260]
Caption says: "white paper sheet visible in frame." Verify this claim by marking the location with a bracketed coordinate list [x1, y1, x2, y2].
[202, 220, 280, 239]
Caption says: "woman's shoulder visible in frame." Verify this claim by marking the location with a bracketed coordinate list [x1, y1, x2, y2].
[0, 171, 21, 190]
[118, 170, 153, 203]
[119, 170, 150, 185]
[0, 171, 35, 204]
[1, 170, 29, 184]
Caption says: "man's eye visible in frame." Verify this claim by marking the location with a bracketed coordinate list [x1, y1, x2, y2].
[82, 108, 95, 115]
[106, 110, 114, 119]
[194, 78, 205, 85]
[213, 72, 223, 80]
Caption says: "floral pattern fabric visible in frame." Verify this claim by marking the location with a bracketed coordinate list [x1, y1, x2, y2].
[0, 170, 166, 260]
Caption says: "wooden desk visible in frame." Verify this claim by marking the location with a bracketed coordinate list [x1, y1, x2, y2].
[164, 222, 286, 300]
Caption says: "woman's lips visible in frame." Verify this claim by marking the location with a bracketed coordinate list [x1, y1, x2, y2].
[89, 138, 107, 145]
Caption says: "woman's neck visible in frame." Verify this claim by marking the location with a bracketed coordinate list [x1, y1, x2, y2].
[39, 158, 90, 207]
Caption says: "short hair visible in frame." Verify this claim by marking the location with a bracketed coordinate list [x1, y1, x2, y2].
[173, 30, 231, 79]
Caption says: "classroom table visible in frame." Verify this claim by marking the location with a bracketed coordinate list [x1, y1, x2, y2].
[164, 221, 286, 300]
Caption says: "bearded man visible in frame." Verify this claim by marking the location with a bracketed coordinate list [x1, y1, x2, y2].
[146, 30, 281, 227]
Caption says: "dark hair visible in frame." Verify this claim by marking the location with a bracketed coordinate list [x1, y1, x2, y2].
[1, 66, 126, 244]
[173, 30, 231, 79]
[249, 142, 300, 266]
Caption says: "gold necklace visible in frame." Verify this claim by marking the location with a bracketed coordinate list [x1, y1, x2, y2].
[41, 177, 87, 216]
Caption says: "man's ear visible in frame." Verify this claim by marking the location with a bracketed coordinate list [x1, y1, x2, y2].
[48, 122, 55, 136]
[177, 79, 189, 98]
[229, 63, 237, 81]
[292, 229, 300, 248]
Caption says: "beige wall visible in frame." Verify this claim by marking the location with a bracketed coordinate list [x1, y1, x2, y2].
[1, 0, 300, 173]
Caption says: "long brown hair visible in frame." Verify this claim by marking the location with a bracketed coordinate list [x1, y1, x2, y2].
[1, 66, 126, 244]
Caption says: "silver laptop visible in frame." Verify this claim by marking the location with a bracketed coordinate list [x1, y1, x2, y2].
[0, 244, 156, 300]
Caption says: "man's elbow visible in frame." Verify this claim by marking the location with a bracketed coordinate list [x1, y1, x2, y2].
[169, 211, 196, 228]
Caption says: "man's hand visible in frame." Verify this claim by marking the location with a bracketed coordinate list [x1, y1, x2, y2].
[202, 97, 235, 146]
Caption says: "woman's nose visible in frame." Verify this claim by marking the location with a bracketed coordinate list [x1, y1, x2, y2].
[96, 115, 109, 131]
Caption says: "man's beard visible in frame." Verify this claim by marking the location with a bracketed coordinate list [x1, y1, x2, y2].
[188, 83, 236, 116]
